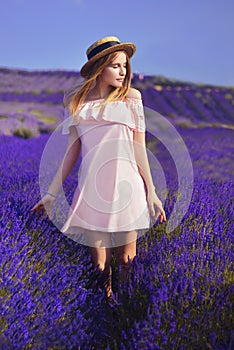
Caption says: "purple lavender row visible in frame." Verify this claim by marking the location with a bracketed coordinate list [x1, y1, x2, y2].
[0, 127, 233, 348]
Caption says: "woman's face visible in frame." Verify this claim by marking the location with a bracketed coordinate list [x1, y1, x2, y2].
[98, 52, 127, 88]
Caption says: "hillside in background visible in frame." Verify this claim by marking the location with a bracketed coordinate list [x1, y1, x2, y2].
[0, 67, 233, 137]
[0, 67, 233, 348]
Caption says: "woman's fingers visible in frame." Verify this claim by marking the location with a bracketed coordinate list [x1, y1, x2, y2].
[30, 199, 52, 220]
[148, 199, 166, 223]
[159, 209, 167, 223]
[30, 200, 43, 212]
[156, 207, 166, 223]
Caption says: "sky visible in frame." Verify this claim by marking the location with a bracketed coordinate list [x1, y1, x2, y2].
[0, 0, 234, 87]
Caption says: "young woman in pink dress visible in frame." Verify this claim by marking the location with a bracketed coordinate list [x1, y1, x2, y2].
[30, 36, 166, 302]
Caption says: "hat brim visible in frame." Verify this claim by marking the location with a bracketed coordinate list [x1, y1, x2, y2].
[80, 42, 136, 78]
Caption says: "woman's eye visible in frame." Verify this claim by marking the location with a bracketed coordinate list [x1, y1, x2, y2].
[111, 64, 127, 69]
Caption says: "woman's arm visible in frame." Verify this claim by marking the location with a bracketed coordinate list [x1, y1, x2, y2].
[30, 126, 81, 219]
[127, 87, 155, 192]
[133, 130, 166, 223]
[133, 131, 155, 193]
[47, 125, 81, 196]
[126, 87, 166, 223]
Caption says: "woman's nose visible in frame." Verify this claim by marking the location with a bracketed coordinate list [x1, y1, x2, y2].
[119, 67, 125, 76]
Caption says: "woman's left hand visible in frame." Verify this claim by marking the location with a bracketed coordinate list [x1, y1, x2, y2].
[146, 190, 167, 223]
[30, 194, 56, 220]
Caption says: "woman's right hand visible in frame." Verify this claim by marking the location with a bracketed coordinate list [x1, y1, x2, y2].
[30, 194, 56, 220]
[146, 190, 167, 224]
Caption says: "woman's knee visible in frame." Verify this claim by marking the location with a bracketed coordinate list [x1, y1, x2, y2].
[115, 245, 136, 266]
[91, 258, 111, 271]
[116, 253, 133, 266]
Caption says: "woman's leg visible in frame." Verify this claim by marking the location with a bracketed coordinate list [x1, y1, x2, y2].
[85, 230, 113, 297]
[114, 230, 137, 285]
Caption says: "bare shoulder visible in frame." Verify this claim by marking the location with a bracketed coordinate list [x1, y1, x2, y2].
[126, 87, 142, 100]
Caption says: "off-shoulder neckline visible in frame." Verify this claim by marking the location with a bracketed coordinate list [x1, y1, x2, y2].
[82, 97, 142, 105]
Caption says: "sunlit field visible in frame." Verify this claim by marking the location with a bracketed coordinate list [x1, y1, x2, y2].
[0, 68, 233, 349]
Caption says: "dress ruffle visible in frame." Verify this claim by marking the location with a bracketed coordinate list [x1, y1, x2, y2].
[62, 97, 146, 135]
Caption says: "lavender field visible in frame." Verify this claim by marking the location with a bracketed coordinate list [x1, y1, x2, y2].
[0, 67, 233, 349]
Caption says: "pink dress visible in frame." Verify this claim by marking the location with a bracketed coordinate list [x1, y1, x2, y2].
[60, 97, 152, 246]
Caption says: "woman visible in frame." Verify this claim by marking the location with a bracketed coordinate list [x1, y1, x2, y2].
[30, 36, 166, 302]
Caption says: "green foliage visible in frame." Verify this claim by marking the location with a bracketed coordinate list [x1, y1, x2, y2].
[0, 115, 9, 120]
[13, 127, 35, 139]
[224, 93, 232, 100]
[176, 121, 193, 128]
[43, 89, 54, 94]
[38, 126, 53, 134]
[195, 92, 202, 98]
[30, 109, 42, 115]
[31, 90, 40, 95]
[167, 112, 177, 119]
[38, 116, 57, 124]
[16, 116, 25, 122]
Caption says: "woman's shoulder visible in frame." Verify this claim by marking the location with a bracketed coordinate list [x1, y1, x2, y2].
[126, 87, 142, 100]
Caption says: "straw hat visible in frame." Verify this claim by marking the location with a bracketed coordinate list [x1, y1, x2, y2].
[80, 36, 136, 77]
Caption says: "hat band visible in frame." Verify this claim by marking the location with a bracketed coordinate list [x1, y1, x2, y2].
[87, 41, 120, 60]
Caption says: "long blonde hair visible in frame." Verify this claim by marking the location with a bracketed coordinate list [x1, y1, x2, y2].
[63, 51, 132, 118]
